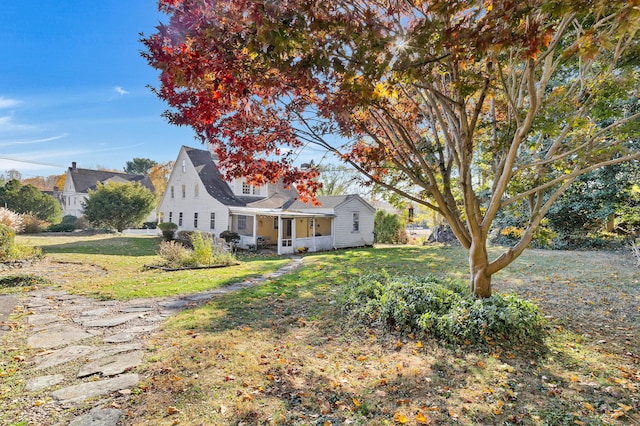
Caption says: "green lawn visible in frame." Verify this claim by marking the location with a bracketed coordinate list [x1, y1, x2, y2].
[15, 233, 290, 300]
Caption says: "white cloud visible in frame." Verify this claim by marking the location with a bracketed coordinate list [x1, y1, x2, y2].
[0, 115, 35, 133]
[0, 97, 21, 109]
[114, 86, 129, 95]
[0, 134, 68, 147]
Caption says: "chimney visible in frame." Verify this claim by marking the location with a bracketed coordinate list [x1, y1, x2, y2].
[71, 162, 76, 170]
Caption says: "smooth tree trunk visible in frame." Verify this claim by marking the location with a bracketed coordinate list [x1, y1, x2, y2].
[469, 235, 492, 298]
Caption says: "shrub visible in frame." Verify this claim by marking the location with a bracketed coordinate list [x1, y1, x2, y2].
[21, 213, 48, 234]
[143, 221, 157, 229]
[191, 231, 213, 265]
[374, 210, 407, 244]
[47, 222, 76, 232]
[343, 272, 547, 348]
[74, 216, 89, 230]
[158, 222, 178, 241]
[157, 240, 194, 268]
[0, 224, 16, 260]
[61, 215, 78, 225]
[0, 207, 24, 233]
[220, 230, 240, 244]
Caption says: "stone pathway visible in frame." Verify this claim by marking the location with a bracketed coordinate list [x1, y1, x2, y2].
[4, 257, 304, 426]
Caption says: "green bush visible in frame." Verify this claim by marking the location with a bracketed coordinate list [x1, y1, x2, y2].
[220, 230, 240, 244]
[61, 215, 78, 225]
[374, 210, 407, 244]
[191, 231, 213, 265]
[47, 222, 76, 232]
[0, 224, 16, 260]
[343, 272, 547, 348]
[158, 222, 178, 241]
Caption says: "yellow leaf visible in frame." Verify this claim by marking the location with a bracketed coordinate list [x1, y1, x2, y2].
[416, 341, 424, 348]
[34, 400, 45, 407]
[574, 421, 585, 426]
[356, 356, 368, 361]
[611, 410, 626, 419]
[395, 341, 403, 349]
[583, 402, 595, 412]
[477, 360, 486, 369]
[416, 411, 430, 424]
[393, 412, 409, 424]
[352, 397, 361, 408]
[618, 403, 633, 411]
[571, 376, 579, 382]
[317, 353, 327, 359]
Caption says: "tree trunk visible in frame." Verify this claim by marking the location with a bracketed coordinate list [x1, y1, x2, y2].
[469, 236, 492, 298]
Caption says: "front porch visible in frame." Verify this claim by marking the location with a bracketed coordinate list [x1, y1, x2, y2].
[229, 210, 334, 255]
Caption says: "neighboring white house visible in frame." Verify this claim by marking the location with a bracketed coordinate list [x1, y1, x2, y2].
[59, 162, 156, 220]
[157, 146, 376, 254]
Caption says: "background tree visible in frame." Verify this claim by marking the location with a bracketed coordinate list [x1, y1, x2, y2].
[143, 0, 640, 297]
[81, 182, 156, 232]
[316, 164, 362, 196]
[0, 179, 61, 223]
[124, 158, 158, 176]
[148, 161, 174, 198]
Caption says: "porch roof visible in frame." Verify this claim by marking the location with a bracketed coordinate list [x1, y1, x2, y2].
[228, 206, 335, 218]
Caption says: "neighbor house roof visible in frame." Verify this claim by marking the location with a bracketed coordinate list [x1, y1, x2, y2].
[67, 167, 155, 193]
[184, 146, 246, 207]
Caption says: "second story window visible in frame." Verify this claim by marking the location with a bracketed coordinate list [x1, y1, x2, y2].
[194, 212, 198, 228]
[242, 182, 251, 195]
[181, 184, 186, 198]
[170, 186, 174, 198]
[169, 212, 173, 223]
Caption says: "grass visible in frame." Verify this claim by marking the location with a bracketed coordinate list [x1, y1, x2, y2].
[1, 237, 638, 425]
[14, 234, 290, 300]
[120, 246, 639, 425]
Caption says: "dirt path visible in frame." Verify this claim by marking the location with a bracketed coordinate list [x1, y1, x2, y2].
[0, 258, 303, 426]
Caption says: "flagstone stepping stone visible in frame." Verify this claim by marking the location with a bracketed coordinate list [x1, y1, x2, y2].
[126, 325, 158, 333]
[51, 373, 139, 403]
[80, 312, 142, 327]
[25, 374, 65, 392]
[77, 350, 144, 378]
[68, 407, 123, 426]
[103, 332, 135, 343]
[28, 325, 94, 349]
[27, 313, 63, 326]
[119, 304, 155, 313]
[76, 307, 113, 318]
[87, 343, 142, 360]
[33, 345, 96, 371]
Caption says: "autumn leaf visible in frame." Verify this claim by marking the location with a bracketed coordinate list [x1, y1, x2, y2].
[393, 412, 409, 424]
[416, 411, 430, 424]
[416, 341, 424, 348]
[352, 397, 361, 408]
[583, 402, 595, 412]
[167, 406, 180, 415]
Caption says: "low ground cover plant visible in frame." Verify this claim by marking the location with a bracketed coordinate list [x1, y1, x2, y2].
[0, 223, 42, 261]
[343, 271, 547, 348]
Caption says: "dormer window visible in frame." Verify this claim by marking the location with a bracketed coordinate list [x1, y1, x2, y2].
[242, 181, 260, 195]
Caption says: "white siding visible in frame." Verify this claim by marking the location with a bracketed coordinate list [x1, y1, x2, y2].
[157, 148, 231, 237]
[333, 198, 375, 248]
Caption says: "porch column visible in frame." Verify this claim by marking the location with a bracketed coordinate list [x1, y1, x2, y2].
[253, 215, 258, 242]
[312, 217, 317, 252]
[277, 215, 283, 255]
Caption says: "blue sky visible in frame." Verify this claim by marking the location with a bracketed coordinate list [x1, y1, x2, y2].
[0, 1, 198, 179]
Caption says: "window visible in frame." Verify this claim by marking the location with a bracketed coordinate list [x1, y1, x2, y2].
[194, 183, 199, 197]
[181, 184, 186, 198]
[242, 182, 251, 195]
[194, 212, 198, 228]
[210, 212, 215, 229]
[178, 212, 183, 226]
[273, 217, 279, 230]
[238, 215, 247, 230]
[170, 186, 174, 198]
[352, 212, 360, 232]
[181, 159, 186, 173]
[169, 212, 173, 223]
[252, 186, 260, 195]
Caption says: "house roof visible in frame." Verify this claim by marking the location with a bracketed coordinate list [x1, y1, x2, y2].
[184, 146, 246, 207]
[289, 194, 375, 211]
[246, 192, 296, 209]
[67, 167, 155, 193]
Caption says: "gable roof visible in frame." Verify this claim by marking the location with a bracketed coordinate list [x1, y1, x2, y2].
[289, 194, 375, 212]
[183, 146, 246, 207]
[67, 167, 155, 193]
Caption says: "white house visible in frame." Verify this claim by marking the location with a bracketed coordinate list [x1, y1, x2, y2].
[157, 146, 376, 254]
[60, 162, 156, 220]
